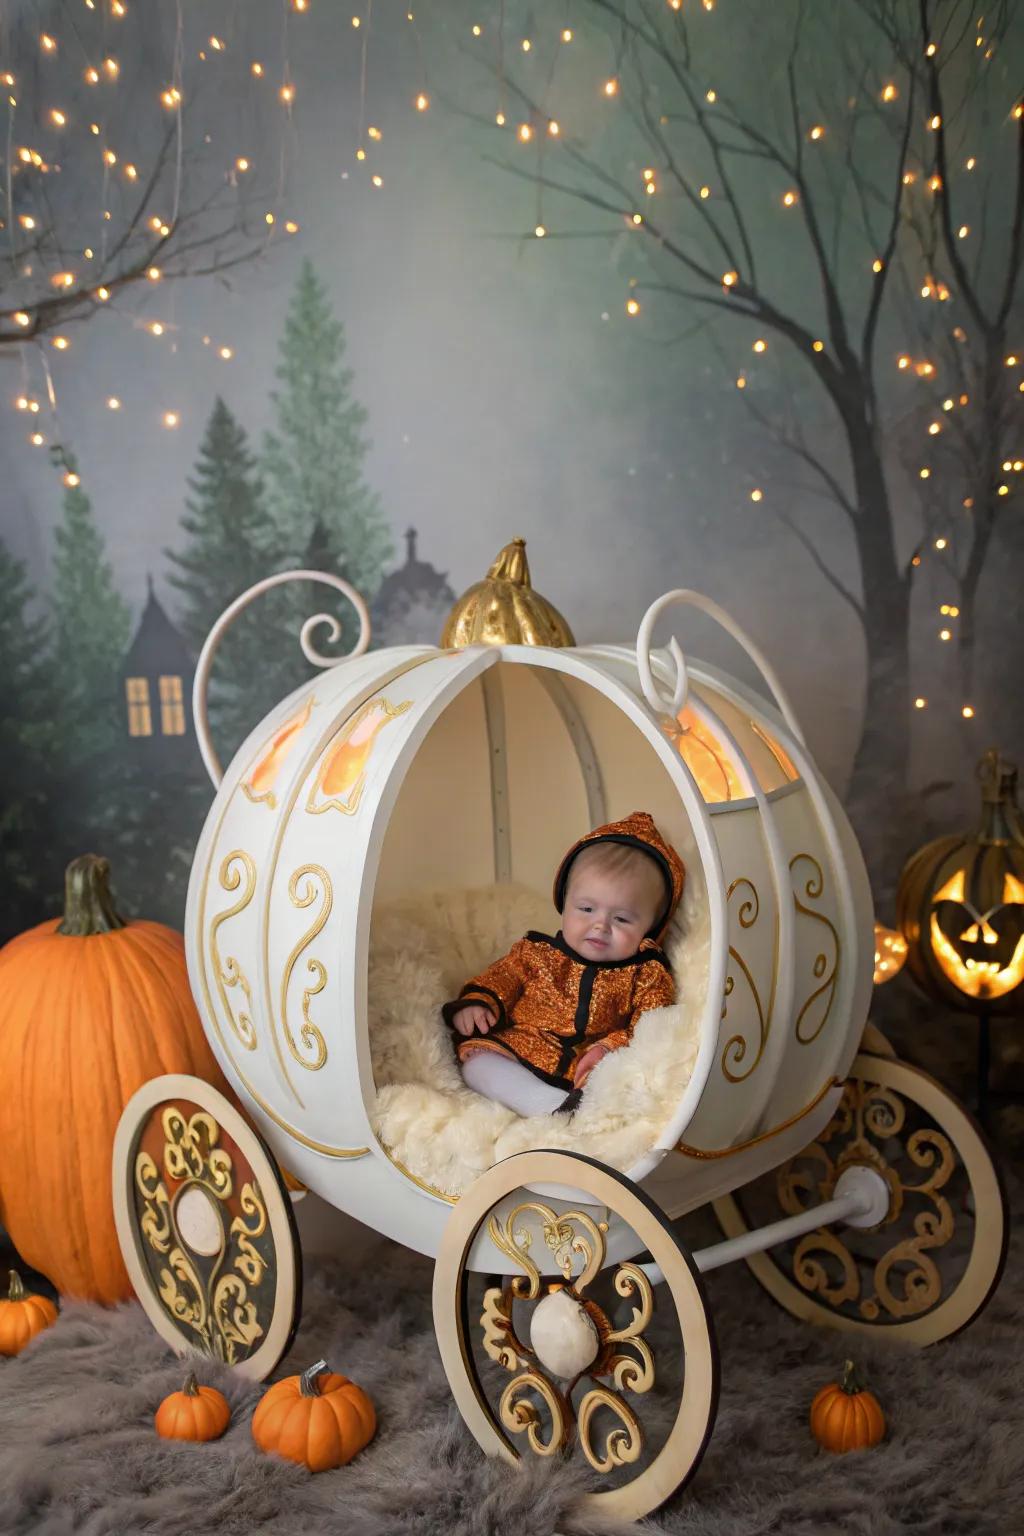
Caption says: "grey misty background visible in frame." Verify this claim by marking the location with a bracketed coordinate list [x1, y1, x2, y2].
[1, 0, 1022, 939]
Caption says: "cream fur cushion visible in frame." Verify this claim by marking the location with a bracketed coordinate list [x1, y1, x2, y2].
[369, 881, 708, 1197]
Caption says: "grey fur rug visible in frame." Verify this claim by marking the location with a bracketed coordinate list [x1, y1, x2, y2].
[1, 1183, 1022, 1536]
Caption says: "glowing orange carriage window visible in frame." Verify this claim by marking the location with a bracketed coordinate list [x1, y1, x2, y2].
[673, 708, 745, 802]
[125, 676, 152, 737]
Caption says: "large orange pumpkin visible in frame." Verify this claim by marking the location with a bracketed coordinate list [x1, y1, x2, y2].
[0, 854, 231, 1304]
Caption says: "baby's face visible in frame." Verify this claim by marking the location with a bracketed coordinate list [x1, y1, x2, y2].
[562, 866, 661, 962]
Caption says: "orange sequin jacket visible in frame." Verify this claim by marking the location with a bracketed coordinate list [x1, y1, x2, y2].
[444, 811, 685, 1090]
[443, 932, 676, 1089]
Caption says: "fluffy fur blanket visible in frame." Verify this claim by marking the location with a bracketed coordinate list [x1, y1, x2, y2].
[368, 881, 709, 1196]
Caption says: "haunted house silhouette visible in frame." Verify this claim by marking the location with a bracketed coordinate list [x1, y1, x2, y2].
[120, 576, 201, 774]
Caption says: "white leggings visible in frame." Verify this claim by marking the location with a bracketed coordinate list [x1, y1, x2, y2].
[460, 1050, 568, 1116]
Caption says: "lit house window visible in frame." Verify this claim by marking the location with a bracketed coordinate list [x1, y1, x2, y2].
[125, 676, 152, 737]
[159, 674, 186, 735]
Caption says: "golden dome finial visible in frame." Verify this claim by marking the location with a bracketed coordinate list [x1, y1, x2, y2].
[440, 537, 575, 649]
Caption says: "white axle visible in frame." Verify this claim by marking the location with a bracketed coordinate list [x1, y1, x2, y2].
[640, 1165, 890, 1286]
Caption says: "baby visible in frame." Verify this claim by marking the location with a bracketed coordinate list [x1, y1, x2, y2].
[442, 812, 685, 1116]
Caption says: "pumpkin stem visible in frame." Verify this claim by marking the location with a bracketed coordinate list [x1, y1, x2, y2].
[840, 1359, 862, 1395]
[8, 1270, 25, 1301]
[182, 1371, 199, 1396]
[57, 854, 127, 936]
[300, 1359, 330, 1397]
[486, 537, 531, 588]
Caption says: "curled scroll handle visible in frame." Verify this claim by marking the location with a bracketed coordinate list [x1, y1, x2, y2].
[635, 588, 806, 747]
[193, 569, 371, 789]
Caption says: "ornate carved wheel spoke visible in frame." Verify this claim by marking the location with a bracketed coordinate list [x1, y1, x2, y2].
[433, 1150, 719, 1523]
[112, 1074, 302, 1381]
[712, 1052, 1008, 1346]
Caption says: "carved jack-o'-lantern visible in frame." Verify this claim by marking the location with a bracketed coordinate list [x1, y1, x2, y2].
[897, 751, 1024, 1012]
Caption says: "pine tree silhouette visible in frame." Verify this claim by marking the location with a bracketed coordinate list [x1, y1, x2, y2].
[0, 542, 62, 937]
[166, 396, 292, 760]
[263, 259, 392, 642]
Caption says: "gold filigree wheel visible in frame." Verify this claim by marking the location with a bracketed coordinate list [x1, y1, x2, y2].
[433, 1150, 719, 1523]
[712, 1052, 1008, 1346]
[112, 1073, 302, 1381]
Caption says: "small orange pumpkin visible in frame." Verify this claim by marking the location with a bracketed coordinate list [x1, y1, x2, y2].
[810, 1359, 886, 1453]
[154, 1371, 232, 1441]
[251, 1358, 376, 1472]
[0, 1269, 58, 1356]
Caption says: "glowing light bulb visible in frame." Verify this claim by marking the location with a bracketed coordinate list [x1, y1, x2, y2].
[626, 297, 640, 316]
[998, 484, 1010, 496]
[368, 126, 381, 140]
[934, 536, 947, 548]
[939, 628, 951, 641]
[699, 185, 710, 199]
[107, 396, 121, 409]
[280, 83, 295, 103]
[30, 431, 45, 446]
[962, 705, 975, 718]
[236, 157, 250, 172]
[926, 41, 937, 56]
[548, 119, 559, 136]
[356, 148, 366, 160]
[52, 336, 69, 350]
[103, 148, 117, 166]
[753, 338, 766, 353]
[736, 375, 747, 388]
[150, 322, 164, 335]
[351, 15, 360, 26]
[722, 270, 738, 287]
[603, 78, 618, 97]
[882, 83, 898, 101]
[50, 109, 66, 126]
[915, 697, 927, 709]
[85, 67, 100, 85]
[1006, 354, 1019, 366]
[783, 189, 798, 206]
[518, 123, 532, 142]
[14, 396, 28, 410]
[631, 212, 643, 225]
[929, 174, 942, 191]
[959, 224, 969, 238]
[812, 340, 824, 352]
[64, 472, 80, 487]
[920, 467, 932, 479]
[521, 38, 531, 52]
[285, 220, 299, 233]
[96, 286, 110, 301]
[209, 36, 224, 49]
[252, 62, 264, 76]
[416, 93, 430, 112]
[103, 57, 119, 76]
[562, 28, 573, 41]
[928, 113, 941, 129]
[146, 266, 161, 281]
[40, 34, 56, 52]
[163, 411, 179, 428]
[371, 174, 383, 187]
[265, 212, 275, 224]
[125, 163, 138, 180]
[495, 112, 506, 126]
[472, 26, 482, 38]
[873, 258, 884, 273]
[966, 156, 976, 170]
[535, 224, 546, 238]
[928, 422, 941, 435]
[13, 311, 30, 327]
[706, 89, 717, 103]
[19, 214, 35, 230]
[750, 488, 763, 502]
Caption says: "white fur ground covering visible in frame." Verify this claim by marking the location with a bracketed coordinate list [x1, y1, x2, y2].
[368, 884, 709, 1196]
[2, 1181, 1022, 1536]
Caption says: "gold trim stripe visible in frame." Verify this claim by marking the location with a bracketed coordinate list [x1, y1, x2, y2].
[675, 1076, 841, 1161]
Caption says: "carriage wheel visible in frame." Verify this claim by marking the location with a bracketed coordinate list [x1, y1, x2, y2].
[712, 1052, 1008, 1346]
[433, 1149, 718, 1523]
[112, 1074, 302, 1380]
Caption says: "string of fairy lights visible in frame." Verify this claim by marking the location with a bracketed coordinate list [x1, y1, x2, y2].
[453, 2, 1021, 728]
[3, 2, 1020, 731]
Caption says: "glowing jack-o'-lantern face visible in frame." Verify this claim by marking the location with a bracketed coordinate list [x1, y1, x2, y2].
[929, 867, 1024, 1001]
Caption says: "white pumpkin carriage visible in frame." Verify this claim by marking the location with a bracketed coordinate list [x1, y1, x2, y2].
[113, 541, 1008, 1522]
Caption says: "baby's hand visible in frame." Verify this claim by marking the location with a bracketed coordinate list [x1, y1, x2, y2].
[452, 1003, 497, 1037]
[574, 1042, 611, 1087]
